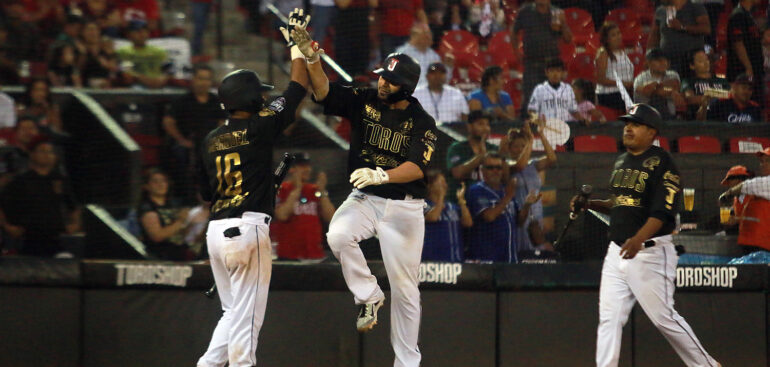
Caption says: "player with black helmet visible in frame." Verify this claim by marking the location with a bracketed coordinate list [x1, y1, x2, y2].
[290, 20, 437, 367]
[570, 103, 721, 367]
[196, 9, 310, 367]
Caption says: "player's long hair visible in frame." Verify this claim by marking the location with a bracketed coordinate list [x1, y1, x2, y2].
[599, 22, 620, 62]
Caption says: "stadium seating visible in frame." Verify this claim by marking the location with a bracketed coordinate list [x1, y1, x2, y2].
[503, 78, 523, 114]
[574, 135, 618, 152]
[597, 105, 621, 122]
[488, 31, 519, 70]
[729, 137, 770, 153]
[439, 30, 480, 66]
[558, 40, 576, 65]
[567, 52, 595, 82]
[627, 51, 645, 77]
[623, 0, 654, 25]
[564, 8, 595, 39]
[678, 135, 721, 153]
[653, 136, 671, 151]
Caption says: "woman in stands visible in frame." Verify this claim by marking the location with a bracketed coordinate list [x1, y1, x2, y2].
[47, 42, 83, 88]
[79, 21, 118, 88]
[16, 78, 63, 132]
[138, 168, 206, 260]
[468, 66, 517, 121]
[594, 22, 634, 114]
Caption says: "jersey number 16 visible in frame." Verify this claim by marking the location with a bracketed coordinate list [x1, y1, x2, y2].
[215, 153, 242, 196]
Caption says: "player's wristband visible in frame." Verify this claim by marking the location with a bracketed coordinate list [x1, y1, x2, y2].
[290, 46, 304, 61]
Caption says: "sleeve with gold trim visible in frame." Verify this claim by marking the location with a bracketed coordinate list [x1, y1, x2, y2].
[407, 111, 438, 172]
[267, 81, 307, 137]
[648, 153, 681, 222]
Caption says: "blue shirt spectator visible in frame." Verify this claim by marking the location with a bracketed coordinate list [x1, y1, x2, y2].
[467, 66, 517, 121]
[422, 170, 472, 262]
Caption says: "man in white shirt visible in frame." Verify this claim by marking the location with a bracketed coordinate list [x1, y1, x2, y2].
[0, 88, 15, 128]
[413, 62, 468, 124]
[395, 23, 452, 88]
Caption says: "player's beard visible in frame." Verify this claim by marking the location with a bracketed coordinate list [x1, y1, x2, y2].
[377, 87, 391, 100]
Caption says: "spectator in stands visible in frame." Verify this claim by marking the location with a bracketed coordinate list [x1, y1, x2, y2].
[681, 49, 730, 119]
[648, 0, 710, 77]
[335, 0, 378, 77]
[0, 117, 39, 187]
[47, 42, 83, 87]
[572, 78, 607, 124]
[699, 73, 761, 122]
[379, 0, 428, 58]
[633, 48, 682, 120]
[468, 66, 516, 121]
[466, 153, 541, 263]
[467, 0, 504, 38]
[0, 138, 80, 257]
[527, 58, 586, 124]
[79, 0, 122, 37]
[499, 120, 556, 253]
[513, 0, 572, 118]
[190, 0, 212, 57]
[412, 62, 469, 124]
[310, 0, 340, 48]
[0, 24, 20, 85]
[700, 0, 725, 48]
[595, 22, 634, 114]
[139, 168, 202, 260]
[422, 169, 472, 262]
[54, 13, 85, 48]
[271, 152, 336, 261]
[117, 20, 168, 89]
[395, 22, 451, 88]
[720, 150, 770, 254]
[0, 79, 16, 128]
[80, 21, 118, 88]
[719, 165, 754, 235]
[727, 0, 763, 103]
[446, 110, 496, 203]
[23, 0, 66, 39]
[442, 0, 469, 33]
[1, 1, 42, 61]
[115, 0, 161, 36]
[16, 78, 63, 132]
[162, 64, 225, 202]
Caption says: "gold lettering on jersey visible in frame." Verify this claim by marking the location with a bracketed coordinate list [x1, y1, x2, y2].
[207, 129, 250, 152]
[642, 156, 661, 170]
[258, 108, 276, 117]
[365, 105, 381, 121]
[614, 195, 641, 207]
[611, 169, 648, 193]
[371, 153, 400, 168]
[211, 192, 250, 213]
[663, 171, 680, 185]
[364, 121, 409, 156]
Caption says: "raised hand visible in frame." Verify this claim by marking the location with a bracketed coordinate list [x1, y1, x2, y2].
[291, 23, 323, 63]
[279, 8, 311, 47]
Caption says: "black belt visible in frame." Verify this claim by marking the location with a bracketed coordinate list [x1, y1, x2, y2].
[613, 240, 656, 247]
[371, 192, 418, 200]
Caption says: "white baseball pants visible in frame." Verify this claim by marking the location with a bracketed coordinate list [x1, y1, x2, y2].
[198, 212, 272, 367]
[326, 190, 425, 367]
[596, 235, 718, 367]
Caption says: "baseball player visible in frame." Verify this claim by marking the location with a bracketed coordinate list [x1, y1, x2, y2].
[196, 10, 309, 367]
[291, 23, 437, 367]
[572, 103, 720, 367]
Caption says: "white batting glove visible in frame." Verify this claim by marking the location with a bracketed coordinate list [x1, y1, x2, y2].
[279, 8, 310, 59]
[350, 167, 389, 189]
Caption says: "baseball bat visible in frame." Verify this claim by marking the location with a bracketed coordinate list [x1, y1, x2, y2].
[553, 184, 593, 250]
[204, 153, 297, 299]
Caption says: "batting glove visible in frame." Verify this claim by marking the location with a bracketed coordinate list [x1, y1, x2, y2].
[350, 167, 389, 189]
[291, 23, 323, 63]
[279, 8, 310, 59]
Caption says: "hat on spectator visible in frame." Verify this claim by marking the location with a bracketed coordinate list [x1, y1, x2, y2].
[427, 63, 447, 74]
[545, 57, 565, 70]
[721, 165, 754, 186]
[127, 20, 148, 32]
[733, 73, 753, 86]
[468, 110, 491, 124]
[755, 147, 770, 157]
[645, 48, 667, 61]
[66, 13, 85, 24]
[294, 152, 311, 164]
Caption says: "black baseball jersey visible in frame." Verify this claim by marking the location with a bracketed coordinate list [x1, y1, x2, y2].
[316, 82, 438, 199]
[608, 145, 681, 244]
[199, 81, 306, 220]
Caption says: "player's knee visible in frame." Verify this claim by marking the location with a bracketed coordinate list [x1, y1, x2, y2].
[326, 231, 355, 250]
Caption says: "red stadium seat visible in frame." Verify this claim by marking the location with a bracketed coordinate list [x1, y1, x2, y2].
[729, 137, 770, 153]
[713, 52, 727, 78]
[564, 8, 594, 36]
[574, 32, 600, 56]
[624, 0, 654, 25]
[567, 52, 595, 82]
[597, 105, 621, 122]
[503, 78, 523, 114]
[715, 11, 729, 51]
[653, 136, 671, 151]
[558, 40, 576, 65]
[439, 30, 480, 66]
[488, 31, 518, 66]
[605, 8, 640, 29]
[130, 133, 163, 166]
[627, 51, 645, 77]
[574, 135, 617, 152]
[678, 136, 721, 153]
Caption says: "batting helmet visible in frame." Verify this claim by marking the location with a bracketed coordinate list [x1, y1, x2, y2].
[619, 103, 662, 131]
[218, 69, 274, 114]
[373, 53, 420, 103]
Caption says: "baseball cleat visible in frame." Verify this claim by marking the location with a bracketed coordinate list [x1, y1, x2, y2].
[356, 299, 385, 332]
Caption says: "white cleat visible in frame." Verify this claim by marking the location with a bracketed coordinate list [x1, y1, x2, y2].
[356, 299, 384, 332]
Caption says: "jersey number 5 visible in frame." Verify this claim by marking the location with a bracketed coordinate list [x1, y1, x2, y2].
[215, 153, 242, 196]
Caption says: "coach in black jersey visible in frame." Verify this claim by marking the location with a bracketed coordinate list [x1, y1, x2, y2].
[574, 103, 720, 367]
[292, 22, 437, 367]
[196, 9, 309, 367]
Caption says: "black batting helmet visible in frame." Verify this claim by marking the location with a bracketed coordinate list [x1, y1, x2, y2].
[373, 53, 420, 103]
[619, 103, 662, 131]
[218, 69, 274, 114]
